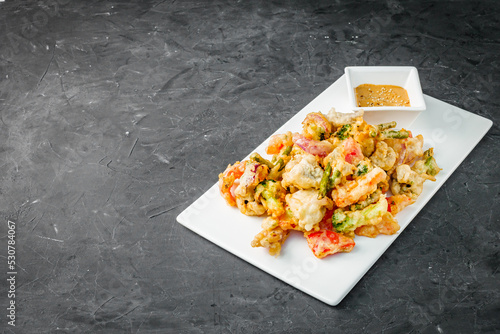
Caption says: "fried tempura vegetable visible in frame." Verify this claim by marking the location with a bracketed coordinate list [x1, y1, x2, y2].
[281, 154, 324, 190]
[387, 194, 415, 215]
[302, 112, 332, 141]
[349, 189, 382, 211]
[233, 162, 269, 216]
[234, 162, 269, 198]
[342, 137, 364, 165]
[354, 212, 400, 237]
[318, 162, 341, 199]
[403, 135, 424, 164]
[286, 189, 333, 231]
[292, 133, 335, 157]
[370, 141, 397, 171]
[218, 106, 440, 258]
[255, 180, 286, 218]
[331, 166, 387, 208]
[335, 124, 352, 140]
[236, 195, 266, 216]
[273, 145, 293, 171]
[323, 146, 355, 180]
[332, 196, 391, 235]
[305, 230, 355, 259]
[266, 131, 294, 155]
[326, 108, 364, 128]
[352, 122, 377, 157]
[412, 148, 442, 177]
[251, 225, 290, 256]
[218, 161, 246, 207]
[381, 129, 410, 139]
[378, 121, 397, 131]
[249, 152, 274, 169]
[355, 161, 370, 177]
[250, 152, 287, 180]
[390, 163, 437, 200]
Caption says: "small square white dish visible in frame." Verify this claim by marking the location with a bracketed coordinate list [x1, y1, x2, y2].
[177, 74, 492, 306]
[345, 66, 426, 127]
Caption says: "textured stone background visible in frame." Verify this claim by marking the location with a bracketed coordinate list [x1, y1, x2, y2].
[0, 0, 499, 333]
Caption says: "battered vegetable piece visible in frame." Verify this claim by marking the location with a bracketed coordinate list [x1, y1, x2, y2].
[390, 164, 435, 199]
[234, 162, 269, 199]
[250, 152, 286, 180]
[332, 196, 392, 235]
[293, 133, 335, 157]
[302, 112, 332, 141]
[266, 131, 294, 155]
[378, 121, 397, 131]
[255, 180, 286, 218]
[381, 129, 410, 139]
[370, 141, 397, 171]
[236, 194, 266, 216]
[281, 153, 324, 190]
[251, 225, 290, 256]
[249, 152, 274, 169]
[349, 189, 382, 211]
[326, 108, 364, 128]
[323, 146, 356, 179]
[353, 122, 377, 157]
[286, 189, 333, 231]
[354, 213, 400, 237]
[412, 148, 441, 177]
[403, 134, 424, 164]
[331, 167, 387, 208]
[387, 194, 415, 215]
[305, 230, 355, 259]
[342, 137, 364, 165]
[231, 162, 269, 216]
[218, 161, 246, 207]
[318, 163, 341, 199]
[335, 124, 352, 140]
[217, 106, 441, 259]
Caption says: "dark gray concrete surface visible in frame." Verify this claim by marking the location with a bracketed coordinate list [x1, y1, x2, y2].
[0, 0, 499, 333]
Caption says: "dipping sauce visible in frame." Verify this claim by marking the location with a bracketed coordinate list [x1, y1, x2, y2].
[355, 84, 411, 107]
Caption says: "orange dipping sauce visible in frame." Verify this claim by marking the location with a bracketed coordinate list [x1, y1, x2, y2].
[355, 84, 411, 107]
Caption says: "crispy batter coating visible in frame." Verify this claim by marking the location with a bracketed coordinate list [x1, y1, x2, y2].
[218, 110, 441, 258]
[251, 226, 290, 256]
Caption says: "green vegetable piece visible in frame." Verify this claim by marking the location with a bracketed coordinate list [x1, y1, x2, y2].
[318, 163, 341, 199]
[423, 149, 440, 176]
[282, 145, 293, 156]
[377, 121, 397, 131]
[256, 180, 285, 216]
[270, 145, 293, 173]
[356, 163, 368, 177]
[336, 124, 352, 140]
[368, 125, 379, 137]
[318, 163, 332, 199]
[423, 148, 433, 160]
[381, 129, 409, 139]
[249, 152, 274, 169]
[332, 197, 387, 233]
[275, 158, 286, 172]
[349, 189, 381, 211]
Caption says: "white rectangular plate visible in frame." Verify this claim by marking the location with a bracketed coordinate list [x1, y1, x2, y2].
[176, 75, 492, 306]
